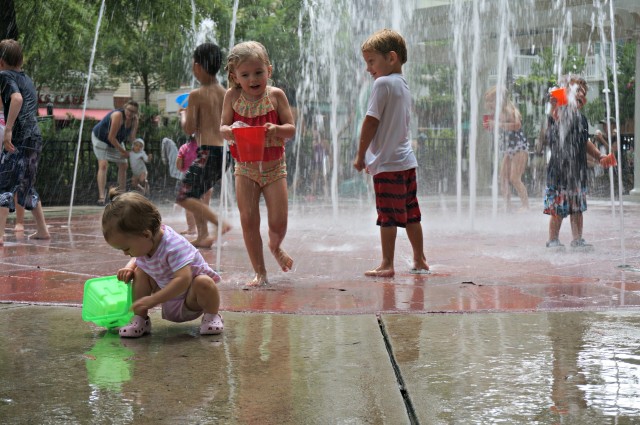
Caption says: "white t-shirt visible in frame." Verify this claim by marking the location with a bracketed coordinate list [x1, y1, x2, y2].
[364, 73, 417, 176]
[129, 150, 149, 176]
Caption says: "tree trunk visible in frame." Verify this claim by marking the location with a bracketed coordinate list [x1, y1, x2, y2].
[1, 0, 19, 40]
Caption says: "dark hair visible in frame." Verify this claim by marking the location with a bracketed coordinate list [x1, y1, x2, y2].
[102, 188, 162, 238]
[0, 39, 23, 67]
[193, 42, 222, 76]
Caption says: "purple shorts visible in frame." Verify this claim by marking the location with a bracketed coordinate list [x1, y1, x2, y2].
[161, 293, 203, 323]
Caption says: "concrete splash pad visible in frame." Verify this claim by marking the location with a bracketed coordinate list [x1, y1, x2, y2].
[0, 198, 639, 422]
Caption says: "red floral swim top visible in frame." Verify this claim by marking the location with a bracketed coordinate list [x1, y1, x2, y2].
[230, 87, 285, 162]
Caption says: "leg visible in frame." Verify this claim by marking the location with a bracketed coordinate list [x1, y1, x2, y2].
[365, 226, 397, 277]
[509, 151, 529, 210]
[117, 161, 128, 192]
[0, 206, 9, 245]
[185, 275, 220, 315]
[182, 209, 197, 234]
[28, 201, 50, 240]
[569, 212, 583, 242]
[186, 275, 224, 335]
[13, 194, 24, 232]
[130, 267, 156, 317]
[177, 197, 230, 248]
[548, 215, 563, 243]
[500, 155, 512, 211]
[236, 175, 268, 285]
[263, 178, 293, 272]
[96, 159, 108, 201]
[405, 222, 429, 271]
[119, 268, 155, 338]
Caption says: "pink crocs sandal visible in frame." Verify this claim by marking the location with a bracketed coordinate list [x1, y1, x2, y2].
[200, 313, 224, 335]
[119, 315, 151, 338]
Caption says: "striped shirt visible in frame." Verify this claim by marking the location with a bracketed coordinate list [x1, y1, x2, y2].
[135, 225, 220, 288]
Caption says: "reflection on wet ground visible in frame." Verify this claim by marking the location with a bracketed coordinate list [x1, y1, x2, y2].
[0, 199, 639, 422]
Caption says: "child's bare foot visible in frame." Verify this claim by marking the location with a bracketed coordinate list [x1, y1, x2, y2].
[364, 266, 395, 278]
[246, 274, 269, 287]
[219, 222, 232, 235]
[29, 232, 51, 240]
[271, 248, 293, 272]
[180, 227, 197, 235]
[191, 236, 216, 249]
[412, 260, 429, 272]
[14, 223, 24, 232]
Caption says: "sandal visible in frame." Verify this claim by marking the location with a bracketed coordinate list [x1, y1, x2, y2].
[96, 198, 105, 206]
[200, 313, 224, 335]
[119, 315, 151, 338]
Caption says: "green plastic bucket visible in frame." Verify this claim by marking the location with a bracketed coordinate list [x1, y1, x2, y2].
[82, 276, 133, 329]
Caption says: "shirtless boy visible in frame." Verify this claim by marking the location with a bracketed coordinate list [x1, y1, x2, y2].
[176, 42, 231, 248]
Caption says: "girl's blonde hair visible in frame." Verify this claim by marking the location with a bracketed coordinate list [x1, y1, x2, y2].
[101, 188, 161, 238]
[225, 41, 271, 89]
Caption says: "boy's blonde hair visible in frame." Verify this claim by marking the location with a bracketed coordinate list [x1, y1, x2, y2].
[102, 188, 161, 238]
[361, 29, 407, 64]
[225, 41, 271, 89]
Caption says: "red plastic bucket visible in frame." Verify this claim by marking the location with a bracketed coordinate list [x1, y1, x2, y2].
[549, 87, 568, 106]
[232, 126, 266, 162]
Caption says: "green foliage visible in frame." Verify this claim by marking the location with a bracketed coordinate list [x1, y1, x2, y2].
[233, 0, 303, 97]
[15, 0, 101, 92]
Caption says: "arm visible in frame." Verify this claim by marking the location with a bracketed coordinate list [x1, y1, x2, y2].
[180, 91, 199, 135]
[107, 111, 129, 158]
[131, 265, 192, 312]
[117, 258, 137, 283]
[497, 105, 522, 132]
[353, 115, 379, 172]
[128, 115, 139, 143]
[219, 89, 236, 141]
[2, 92, 22, 153]
[587, 139, 604, 161]
[265, 88, 295, 140]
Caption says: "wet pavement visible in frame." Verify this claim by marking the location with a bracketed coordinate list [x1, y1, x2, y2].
[1, 197, 640, 423]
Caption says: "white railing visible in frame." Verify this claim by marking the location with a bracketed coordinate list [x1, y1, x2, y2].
[490, 54, 605, 82]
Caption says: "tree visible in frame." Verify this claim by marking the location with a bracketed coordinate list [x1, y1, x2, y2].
[15, 0, 100, 94]
[1, 0, 19, 40]
[233, 0, 304, 102]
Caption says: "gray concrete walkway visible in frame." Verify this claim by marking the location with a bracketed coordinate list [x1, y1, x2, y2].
[1, 197, 640, 423]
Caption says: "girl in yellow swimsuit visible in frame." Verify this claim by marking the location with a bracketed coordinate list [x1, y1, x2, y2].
[220, 41, 296, 286]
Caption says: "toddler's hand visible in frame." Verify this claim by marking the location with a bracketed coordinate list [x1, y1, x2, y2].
[132, 295, 156, 313]
[117, 267, 135, 283]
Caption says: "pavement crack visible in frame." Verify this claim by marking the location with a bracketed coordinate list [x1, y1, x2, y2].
[377, 314, 420, 425]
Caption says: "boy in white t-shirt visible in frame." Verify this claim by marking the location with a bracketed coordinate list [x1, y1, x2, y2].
[352, 29, 429, 277]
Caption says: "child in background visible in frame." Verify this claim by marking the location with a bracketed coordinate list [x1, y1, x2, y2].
[176, 136, 212, 235]
[544, 76, 609, 249]
[102, 188, 224, 338]
[129, 138, 152, 194]
[352, 29, 429, 277]
[0, 39, 50, 245]
[176, 42, 231, 248]
[220, 41, 295, 286]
